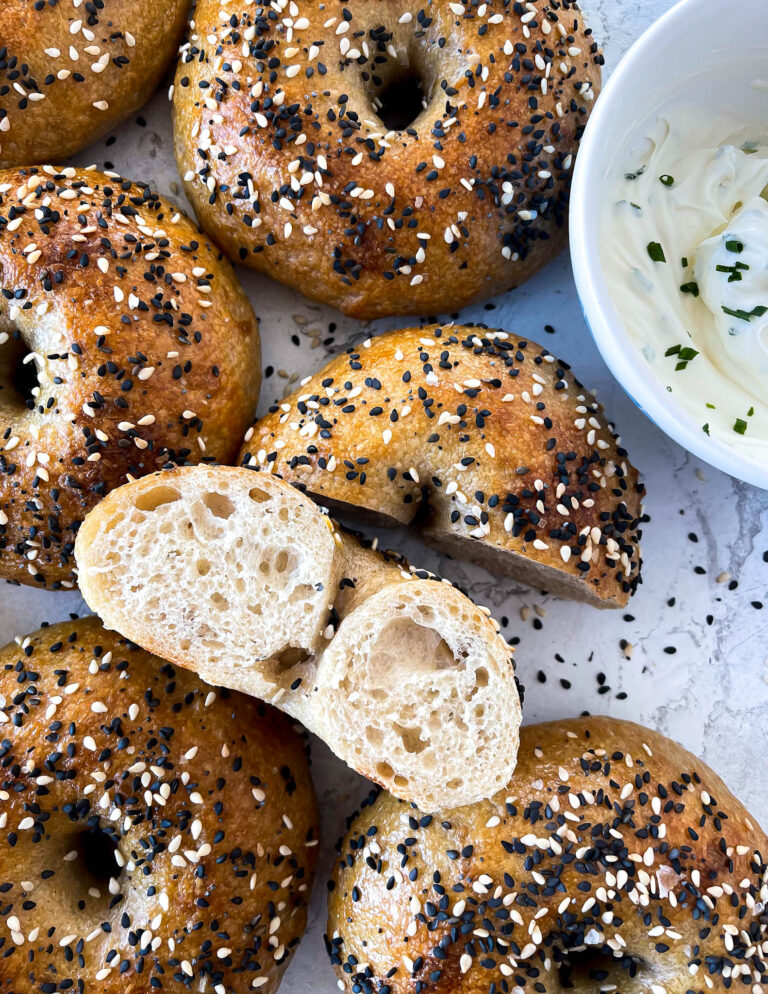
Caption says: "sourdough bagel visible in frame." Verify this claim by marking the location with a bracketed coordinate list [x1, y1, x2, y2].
[173, 0, 601, 318]
[0, 615, 319, 994]
[240, 325, 644, 608]
[0, 0, 189, 168]
[0, 165, 261, 589]
[328, 716, 768, 994]
[74, 464, 522, 811]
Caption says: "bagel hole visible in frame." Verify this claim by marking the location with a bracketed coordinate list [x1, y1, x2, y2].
[557, 947, 643, 990]
[375, 73, 425, 131]
[0, 330, 39, 411]
[80, 827, 121, 882]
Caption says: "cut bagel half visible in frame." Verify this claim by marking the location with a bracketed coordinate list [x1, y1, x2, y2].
[75, 466, 521, 810]
[241, 325, 646, 608]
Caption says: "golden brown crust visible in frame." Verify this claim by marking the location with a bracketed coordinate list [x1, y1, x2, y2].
[172, 0, 602, 318]
[240, 324, 644, 607]
[0, 0, 190, 167]
[328, 716, 768, 993]
[0, 165, 261, 589]
[0, 615, 319, 994]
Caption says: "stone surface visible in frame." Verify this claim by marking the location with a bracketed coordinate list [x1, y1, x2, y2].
[3, 1, 767, 990]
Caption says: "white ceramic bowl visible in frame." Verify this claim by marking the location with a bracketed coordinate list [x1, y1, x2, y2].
[570, 0, 768, 489]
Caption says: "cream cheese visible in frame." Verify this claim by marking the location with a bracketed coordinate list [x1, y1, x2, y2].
[600, 107, 768, 461]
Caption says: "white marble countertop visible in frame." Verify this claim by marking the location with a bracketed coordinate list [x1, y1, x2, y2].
[3, 1, 767, 991]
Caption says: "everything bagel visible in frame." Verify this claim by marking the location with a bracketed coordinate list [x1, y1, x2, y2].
[173, 0, 601, 318]
[0, 615, 319, 994]
[328, 716, 768, 993]
[0, 0, 190, 167]
[0, 165, 261, 589]
[240, 325, 644, 608]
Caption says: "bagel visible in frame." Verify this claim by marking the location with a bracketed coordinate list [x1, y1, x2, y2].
[328, 716, 768, 994]
[74, 464, 523, 811]
[172, 0, 601, 318]
[0, 165, 261, 589]
[0, 615, 319, 994]
[240, 324, 644, 608]
[0, 0, 189, 168]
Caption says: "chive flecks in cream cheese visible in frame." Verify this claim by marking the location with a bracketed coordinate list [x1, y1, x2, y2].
[601, 106, 768, 460]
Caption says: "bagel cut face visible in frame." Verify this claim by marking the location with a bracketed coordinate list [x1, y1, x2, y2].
[75, 465, 523, 811]
[173, 0, 602, 318]
[241, 324, 644, 608]
[0, 616, 319, 994]
[0, 166, 261, 589]
[328, 716, 768, 994]
[0, 0, 190, 167]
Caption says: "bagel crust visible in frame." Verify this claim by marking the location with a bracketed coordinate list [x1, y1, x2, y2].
[0, 616, 319, 994]
[173, 0, 602, 318]
[328, 716, 768, 993]
[240, 325, 644, 607]
[0, 165, 261, 589]
[0, 0, 190, 168]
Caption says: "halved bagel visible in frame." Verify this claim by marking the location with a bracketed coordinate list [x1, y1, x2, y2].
[75, 465, 522, 811]
[241, 324, 645, 607]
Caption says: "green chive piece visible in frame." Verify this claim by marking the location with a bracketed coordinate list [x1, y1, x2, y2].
[703, 423, 710, 435]
[666, 344, 698, 370]
[725, 238, 744, 253]
[647, 241, 666, 263]
[722, 304, 767, 321]
[671, 345, 699, 371]
[680, 281, 699, 296]
[659, 174, 675, 186]
[734, 418, 748, 435]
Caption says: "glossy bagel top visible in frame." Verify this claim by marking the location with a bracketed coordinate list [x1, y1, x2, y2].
[328, 716, 768, 993]
[173, 0, 601, 317]
[0, 165, 260, 589]
[241, 325, 643, 607]
[0, 0, 190, 167]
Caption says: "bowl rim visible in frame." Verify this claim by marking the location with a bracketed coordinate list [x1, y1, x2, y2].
[569, 0, 768, 490]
